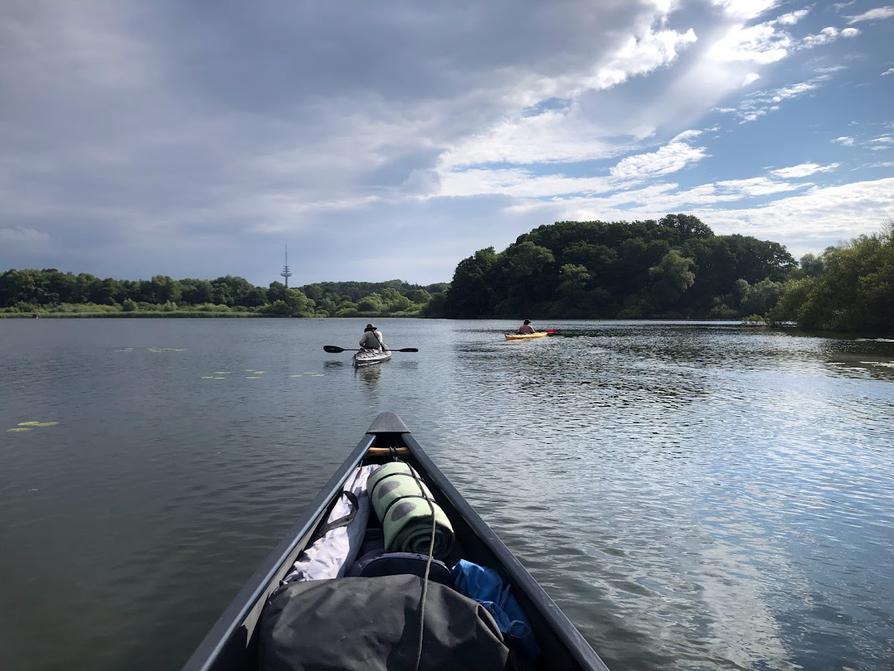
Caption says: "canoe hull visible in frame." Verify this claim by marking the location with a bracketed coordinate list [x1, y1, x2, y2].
[181, 412, 609, 671]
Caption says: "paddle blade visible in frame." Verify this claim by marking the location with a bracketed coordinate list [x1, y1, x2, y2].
[395, 347, 419, 352]
[323, 345, 345, 353]
[545, 329, 557, 334]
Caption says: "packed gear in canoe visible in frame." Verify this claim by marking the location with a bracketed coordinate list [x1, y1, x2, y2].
[181, 412, 609, 671]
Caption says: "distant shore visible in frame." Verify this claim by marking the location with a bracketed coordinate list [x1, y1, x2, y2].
[0, 311, 423, 319]
[0, 311, 260, 319]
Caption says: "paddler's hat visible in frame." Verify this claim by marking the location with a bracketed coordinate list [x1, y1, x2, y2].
[523, 319, 531, 324]
[364, 323, 377, 331]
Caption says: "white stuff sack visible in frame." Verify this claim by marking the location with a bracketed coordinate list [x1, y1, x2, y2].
[283, 464, 379, 583]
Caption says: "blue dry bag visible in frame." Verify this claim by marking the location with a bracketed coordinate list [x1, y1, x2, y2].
[451, 559, 540, 660]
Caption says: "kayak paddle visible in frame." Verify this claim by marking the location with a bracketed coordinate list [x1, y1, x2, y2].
[323, 345, 419, 353]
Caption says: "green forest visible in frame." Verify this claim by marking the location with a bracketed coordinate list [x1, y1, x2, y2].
[435, 214, 893, 333]
[2, 214, 891, 332]
[0, 271, 446, 318]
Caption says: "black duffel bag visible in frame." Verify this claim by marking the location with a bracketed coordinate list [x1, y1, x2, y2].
[260, 574, 514, 670]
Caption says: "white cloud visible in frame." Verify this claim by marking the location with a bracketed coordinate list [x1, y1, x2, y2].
[882, 67, 894, 76]
[742, 72, 761, 86]
[734, 78, 825, 122]
[438, 107, 622, 167]
[771, 162, 839, 178]
[799, 25, 859, 48]
[776, 8, 812, 25]
[576, 28, 698, 93]
[437, 20, 698, 168]
[847, 6, 894, 23]
[833, 136, 855, 146]
[505, 178, 894, 256]
[709, 22, 792, 64]
[671, 129, 703, 142]
[699, 178, 894, 239]
[870, 135, 894, 150]
[712, 0, 779, 20]
[609, 141, 708, 180]
[801, 26, 840, 47]
[436, 168, 613, 199]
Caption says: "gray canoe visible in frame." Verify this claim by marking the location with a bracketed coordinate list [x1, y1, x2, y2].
[181, 411, 610, 671]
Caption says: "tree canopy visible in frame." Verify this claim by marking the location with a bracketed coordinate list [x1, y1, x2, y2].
[439, 215, 797, 319]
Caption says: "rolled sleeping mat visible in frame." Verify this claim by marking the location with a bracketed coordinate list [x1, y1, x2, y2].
[368, 462, 455, 559]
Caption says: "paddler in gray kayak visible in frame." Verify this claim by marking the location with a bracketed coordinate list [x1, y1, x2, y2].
[359, 323, 387, 351]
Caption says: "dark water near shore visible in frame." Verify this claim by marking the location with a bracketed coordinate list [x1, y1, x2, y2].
[1, 319, 893, 671]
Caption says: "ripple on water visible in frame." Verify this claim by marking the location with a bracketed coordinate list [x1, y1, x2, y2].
[1, 319, 892, 671]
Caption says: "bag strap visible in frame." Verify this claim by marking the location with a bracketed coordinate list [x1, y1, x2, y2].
[315, 490, 359, 536]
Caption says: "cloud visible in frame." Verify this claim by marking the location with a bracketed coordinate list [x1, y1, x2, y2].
[776, 8, 812, 25]
[832, 136, 855, 146]
[0, 0, 890, 283]
[610, 140, 708, 180]
[711, 0, 780, 20]
[436, 168, 613, 199]
[799, 25, 860, 48]
[438, 21, 698, 168]
[576, 27, 698, 92]
[437, 106, 623, 167]
[733, 76, 830, 122]
[506, 177, 894, 257]
[771, 162, 839, 178]
[0, 226, 50, 245]
[870, 135, 894, 150]
[709, 22, 792, 64]
[847, 6, 894, 23]
[883, 67, 894, 76]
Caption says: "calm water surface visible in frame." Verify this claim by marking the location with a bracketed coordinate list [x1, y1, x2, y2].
[1, 319, 892, 671]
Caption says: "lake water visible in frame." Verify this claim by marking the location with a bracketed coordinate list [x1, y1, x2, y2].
[1, 318, 893, 671]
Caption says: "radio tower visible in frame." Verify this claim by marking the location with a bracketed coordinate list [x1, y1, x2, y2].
[280, 243, 293, 288]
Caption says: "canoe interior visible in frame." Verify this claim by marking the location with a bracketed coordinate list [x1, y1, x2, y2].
[182, 412, 608, 671]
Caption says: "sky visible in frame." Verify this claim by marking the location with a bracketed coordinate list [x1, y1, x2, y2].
[1, 0, 892, 286]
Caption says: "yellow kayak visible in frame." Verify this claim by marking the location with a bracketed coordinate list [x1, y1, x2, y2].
[505, 331, 550, 341]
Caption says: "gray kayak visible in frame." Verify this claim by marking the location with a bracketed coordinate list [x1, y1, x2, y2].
[353, 349, 392, 367]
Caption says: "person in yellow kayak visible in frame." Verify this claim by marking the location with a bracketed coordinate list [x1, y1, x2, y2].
[359, 323, 387, 351]
[516, 319, 536, 334]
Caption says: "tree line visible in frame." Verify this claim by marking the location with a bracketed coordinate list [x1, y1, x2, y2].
[433, 214, 892, 333]
[0, 271, 446, 318]
[3, 214, 890, 332]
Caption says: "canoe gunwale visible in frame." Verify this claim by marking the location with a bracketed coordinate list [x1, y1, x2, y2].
[402, 432, 609, 671]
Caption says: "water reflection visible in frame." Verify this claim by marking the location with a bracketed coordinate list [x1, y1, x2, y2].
[354, 362, 383, 389]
